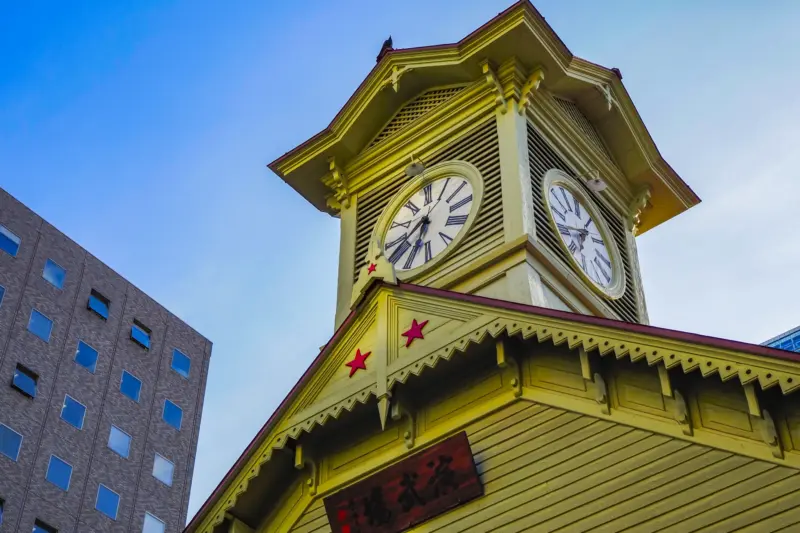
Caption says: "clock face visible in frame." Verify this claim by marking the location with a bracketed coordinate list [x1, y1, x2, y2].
[383, 176, 475, 272]
[547, 184, 615, 289]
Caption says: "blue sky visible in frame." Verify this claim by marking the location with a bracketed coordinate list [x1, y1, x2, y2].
[3, 0, 800, 523]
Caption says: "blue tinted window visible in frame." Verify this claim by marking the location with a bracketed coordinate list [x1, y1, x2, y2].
[108, 426, 131, 458]
[171, 349, 190, 379]
[152, 453, 174, 486]
[96, 484, 120, 520]
[33, 519, 57, 533]
[61, 395, 86, 430]
[143, 513, 166, 533]
[0, 285, 5, 308]
[42, 259, 66, 289]
[12, 364, 37, 398]
[28, 309, 53, 342]
[131, 322, 151, 349]
[0, 225, 20, 257]
[75, 340, 99, 373]
[120, 371, 142, 402]
[88, 290, 110, 319]
[162, 400, 182, 430]
[46, 455, 73, 491]
[0, 423, 22, 461]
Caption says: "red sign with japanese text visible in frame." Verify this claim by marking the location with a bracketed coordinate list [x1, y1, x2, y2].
[323, 432, 483, 533]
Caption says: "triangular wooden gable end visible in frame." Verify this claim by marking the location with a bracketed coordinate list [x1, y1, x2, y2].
[188, 282, 800, 533]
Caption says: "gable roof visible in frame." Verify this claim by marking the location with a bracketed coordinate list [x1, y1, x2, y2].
[267, 0, 699, 234]
[186, 281, 800, 532]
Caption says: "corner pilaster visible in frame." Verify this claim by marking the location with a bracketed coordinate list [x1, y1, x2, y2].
[335, 195, 358, 328]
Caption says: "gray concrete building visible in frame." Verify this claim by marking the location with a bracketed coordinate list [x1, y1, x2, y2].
[0, 187, 211, 533]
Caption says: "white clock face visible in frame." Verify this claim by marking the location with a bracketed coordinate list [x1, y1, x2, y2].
[547, 184, 615, 288]
[383, 176, 475, 272]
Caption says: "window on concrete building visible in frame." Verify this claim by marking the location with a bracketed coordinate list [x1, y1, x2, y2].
[33, 519, 58, 533]
[28, 309, 53, 342]
[12, 364, 38, 398]
[108, 426, 131, 458]
[0, 498, 3, 526]
[120, 371, 142, 403]
[0, 224, 20, 257]
[171, 349, 191, 379]
[45, 455, 73, 491]
[0, 423, 23, 461]
[60, 395, 86, 430]
[162, 400, 182, 430]
[95, 484, 120, 520]
[42, 259, 66, 289]
[142, 512, 165, 533]
[74, 340, 99, 373]
[0, 285, 5, 308]
[130, 320, 151, 350]
[152, 453, 174, 486]
[87, 289, 110, 320]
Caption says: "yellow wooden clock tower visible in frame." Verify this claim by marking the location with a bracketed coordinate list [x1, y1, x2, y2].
[188, 3, 800, 533]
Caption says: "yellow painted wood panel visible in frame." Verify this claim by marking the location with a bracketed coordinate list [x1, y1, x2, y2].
[285, 400, 800, 533]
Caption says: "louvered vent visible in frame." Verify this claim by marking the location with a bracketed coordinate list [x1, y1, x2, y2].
[527, 123, 640, 323]
[355, 119, 502, 280]
[370, 86, 466, 147]
[552, 96, 614, 161]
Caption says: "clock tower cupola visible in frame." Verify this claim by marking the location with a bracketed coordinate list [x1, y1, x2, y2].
[268, 2, 699, 328]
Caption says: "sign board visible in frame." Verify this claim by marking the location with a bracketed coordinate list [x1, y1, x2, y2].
[324, 432, 483, 533]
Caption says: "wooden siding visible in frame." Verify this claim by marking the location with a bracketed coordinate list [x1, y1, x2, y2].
[287, 400, 800, 532]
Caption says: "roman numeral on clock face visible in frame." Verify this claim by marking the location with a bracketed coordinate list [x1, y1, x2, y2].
[403, 243, 420, 270]
[593, 257, 611, 283]
[446, 215, 468, 226]
[573, 196, 581, 217]
[550, 206, 566, 222]
[437, 178, 451, 201]
[556, 223, 570, 236]
[591, 236, 604, 246]
[449, 195, 472, 212]
[568, 241, 578, 254]
[559, 188, 573, 212]
[385, 233, 408, 249]
[446, 181, 467, 203]
[404, 201, 420, 215]
[439, 232, 453, 245]
[423, 184, 433, 205]
[390, 220, 411, 229]
[424, 241, 432, 262]
[388, 240, 411, 264]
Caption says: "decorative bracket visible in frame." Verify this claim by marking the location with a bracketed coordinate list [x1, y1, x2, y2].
[627, 184, 652, 236]
[672, 389, 693, 436]
[744, 383, 761, 417]
[518, 66, 546, 115]
[323, 158, 350, 210]
[480, 60, 507, 114]
[597, 82, 620, 112]
[294, 443, 319, 495]
[390, 397, 416, 449]
[760, 409, 784, 459]
[496, 339, 522, 397]
[593, 372, 610, 415]
[658, 365, 673, 398]
[381, 64, 414, 93]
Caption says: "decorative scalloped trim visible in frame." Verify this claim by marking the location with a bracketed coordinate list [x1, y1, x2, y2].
[197, 387, 377, 532]
[197, 315, 800, 532]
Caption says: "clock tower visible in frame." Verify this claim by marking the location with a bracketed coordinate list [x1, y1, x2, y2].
[268, 21, 698, 328]
[189, 4, 800, 533]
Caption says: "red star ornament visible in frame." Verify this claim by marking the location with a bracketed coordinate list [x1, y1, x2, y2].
[345, 349, 371, 377]
[402, 319, 429, 348]
[367, 263, 377, 275]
